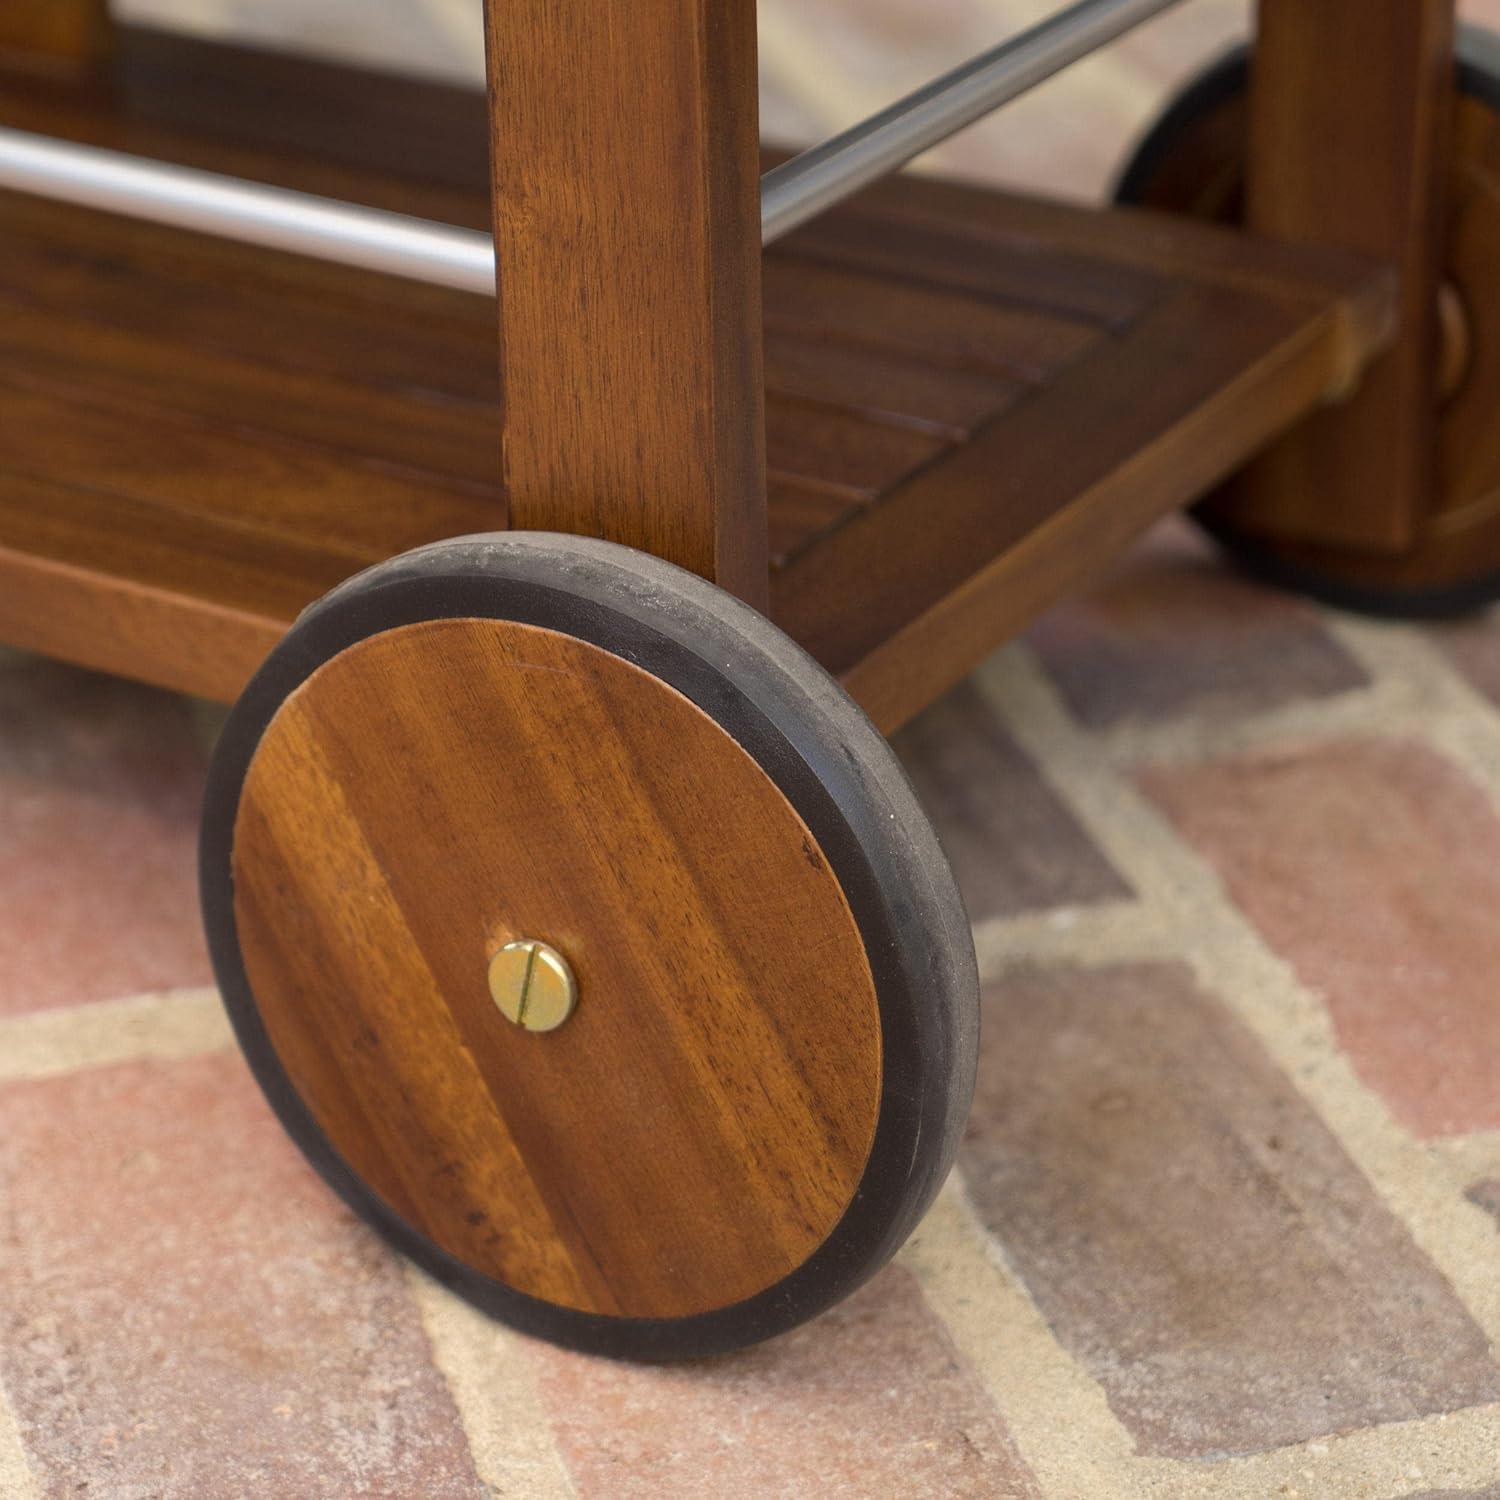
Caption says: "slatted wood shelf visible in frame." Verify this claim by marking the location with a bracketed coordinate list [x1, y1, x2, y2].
[0, 28, 1395, 727]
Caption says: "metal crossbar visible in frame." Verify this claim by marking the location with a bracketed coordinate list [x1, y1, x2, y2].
[0, 0, 1187, 290]
[760, 0, 1187, 239]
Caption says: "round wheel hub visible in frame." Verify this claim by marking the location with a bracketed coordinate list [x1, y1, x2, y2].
[231, 616, 882, 1320]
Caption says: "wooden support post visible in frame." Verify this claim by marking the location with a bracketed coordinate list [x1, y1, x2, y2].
[482, 1, 768, 607]
[0, 0, 112, 77]
[1230, 0, 1455, 551]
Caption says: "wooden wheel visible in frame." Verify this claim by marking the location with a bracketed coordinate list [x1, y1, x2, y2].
[199, 533, 977, 1359]
[1117, 28, 1500, 616]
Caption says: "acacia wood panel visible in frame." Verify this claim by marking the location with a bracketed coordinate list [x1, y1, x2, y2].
[765, 397, 949, 499]
[0, 288, 500, 488]
[772, 280, 1391, 732]
[111, 24, 491, 198]
[777, 214, 1157, 331]
[763, 330, 1024, 439]
[0, 472, 321, 701]
[0, 25, 1394, 711]
[844, 166, 1393, 314]
[233, 617, 882, 1318]
[0, 373, 498, 561]
[762, 258, 1102, 383]
[0, 195, 499, 398]
[767, 481, 871, 569]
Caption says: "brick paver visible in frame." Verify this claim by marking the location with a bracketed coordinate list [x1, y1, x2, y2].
[961, 962, 1500, 1456]
[1435, 618, 1500, 709]
[0, 656, 212, 1016]
[0, 1053, 481, 1498]
[1027, 520, 1368, 728]
[895, 682, 1131, 922]
[1402, 1489, 1500, 1500]
[529, 1267, 1040, 1500]
[1141, 738, 1500, 1137]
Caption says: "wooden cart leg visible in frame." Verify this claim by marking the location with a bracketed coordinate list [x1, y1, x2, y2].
[482, 0, 768, 608]
[1222, 0, 1456, 554]
[0, 0, 112, 77]
[1118, 1, 1500, 609]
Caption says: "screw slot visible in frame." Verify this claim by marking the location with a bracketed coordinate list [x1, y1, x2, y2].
[488, 940, 577, 1032]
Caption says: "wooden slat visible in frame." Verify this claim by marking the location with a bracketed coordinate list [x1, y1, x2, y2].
[777, 212, 1159, 331]
[767, 482, 866, 569]
[762, 259, 1101, 383]
[0, 473, 338, 702]
[0, 289, 501, 488]
[483, 0, 767, 603]
[766, 398, 947, 500]
[0, 375, 498, 561]
[842, 168, 1395, 325]
[764, 331, 1022, 439]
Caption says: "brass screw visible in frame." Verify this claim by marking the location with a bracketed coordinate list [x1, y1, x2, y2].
[488, 940, 577, 1032]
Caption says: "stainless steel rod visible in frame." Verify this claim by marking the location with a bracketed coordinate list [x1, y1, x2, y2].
[0, 0, 1184, 283]
[760, 0, 1187, 242]
[0, 126, 498, 295]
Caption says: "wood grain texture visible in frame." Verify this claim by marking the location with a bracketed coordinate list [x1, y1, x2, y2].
[841, 164, 1392, 311]
[1238, 0, 1455, 552]
[771, 275, 1391, 733]
[231, 617, 881, 1320]
[483, 0, 767, 604]
[0, 473, 307, 703]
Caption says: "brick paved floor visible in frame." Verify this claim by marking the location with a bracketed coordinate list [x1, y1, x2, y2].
[7, 3, 1500, 1496]
[6, 524, 1500, 1498]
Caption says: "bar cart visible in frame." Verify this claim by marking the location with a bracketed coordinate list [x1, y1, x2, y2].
[0, 0, 1485, 1358]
